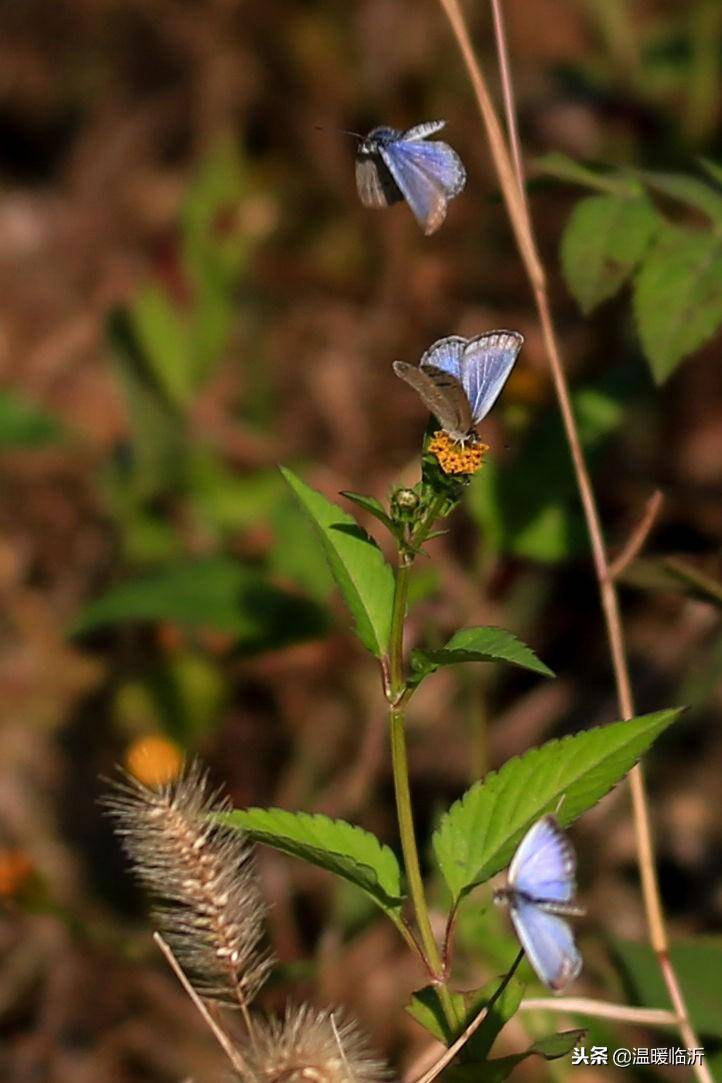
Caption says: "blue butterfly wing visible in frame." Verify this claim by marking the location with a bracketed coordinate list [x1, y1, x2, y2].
[508, 815, 576, 904]
[379, 139, 466, 234]
[460, 330, 523, 423]
[420, 336, 467, 381]
[510, 896, 582, 992]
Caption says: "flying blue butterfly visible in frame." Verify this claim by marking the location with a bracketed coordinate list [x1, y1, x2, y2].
[494, 815, 584, 993]
[355, 121, 466, 235]
[393, 330, 523, 445]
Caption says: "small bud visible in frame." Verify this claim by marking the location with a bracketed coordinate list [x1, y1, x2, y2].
[391, 487, 420, 521]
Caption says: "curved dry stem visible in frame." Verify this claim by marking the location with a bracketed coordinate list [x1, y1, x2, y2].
[435, 1, 710, 1077]
[520, 995, 677, 1029]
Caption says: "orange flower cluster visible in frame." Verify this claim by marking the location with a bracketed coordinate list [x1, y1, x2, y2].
[428, 431, 489, 475]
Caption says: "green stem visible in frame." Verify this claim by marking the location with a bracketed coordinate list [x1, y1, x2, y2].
[385, 490, 459, 1025]
[388, 563, 411, 701]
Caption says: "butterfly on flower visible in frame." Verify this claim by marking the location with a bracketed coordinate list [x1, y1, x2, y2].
[393, 330, 524, 447]
[355, 121, 466, 235]
[494, 815, 584, 993]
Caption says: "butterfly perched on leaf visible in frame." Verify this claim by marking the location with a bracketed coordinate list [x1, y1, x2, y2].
[393, 330, 523, 445]
[494, 815, 584, 993]
[355, 121, 466, 235]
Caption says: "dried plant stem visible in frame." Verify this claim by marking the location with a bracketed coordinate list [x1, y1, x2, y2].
[436, 0, 710, 1076]
[154, 932, 249, 1076]
[608, 490, 664, 580]
[520, 995, 678, 1029]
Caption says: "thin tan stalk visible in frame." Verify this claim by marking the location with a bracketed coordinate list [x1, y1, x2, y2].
[435, 1, 710, 1076]
[154, 933, 249, 1077]
[608, 490, 664, 580]
[489, 0, 526, 212]
[520, 995, 678, 1029]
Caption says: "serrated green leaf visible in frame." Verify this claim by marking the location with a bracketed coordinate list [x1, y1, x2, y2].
[560, 194, 658, 314]
[340, 491, 396, 534]
[634, 226, 722, 382]
[72, 557, 328, 653]
[281, 467, 394, 657]
[410, 626, 553, 689]
[612, 937, 722, 1038]
[219, 807, 405, 919]
[0, 391, 64, 448]
[433, 708, 682, 902]
[535, 153, 638, 196]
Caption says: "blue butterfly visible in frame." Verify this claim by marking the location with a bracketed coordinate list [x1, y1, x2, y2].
[393, 330, 523, 445]
[355, 121, 466, 235]
[494, 815, 584, 992]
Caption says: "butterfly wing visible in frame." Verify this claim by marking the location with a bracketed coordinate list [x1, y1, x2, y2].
[420, 336, 467, 381]
[379, 140, 466, 235]
[509, 896, 582, 992]
[509, 815, 576, 904]
[393, 360, 473, 438]
[460, 330, 523, 423]
[402, 120, 447, 141]
[355, 156, 404, 208]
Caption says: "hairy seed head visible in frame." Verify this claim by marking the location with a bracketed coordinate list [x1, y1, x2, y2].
[246, 1004, 391, 1083]
[104, 760, 272, 1008]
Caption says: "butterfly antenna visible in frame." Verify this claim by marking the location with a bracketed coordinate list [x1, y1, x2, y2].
[314, 124, 363, 142]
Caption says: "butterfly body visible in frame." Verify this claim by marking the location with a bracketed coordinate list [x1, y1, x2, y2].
[494, 815, 583, 993]
[393, 330, 523, 443]
[355, 121, 466, 235]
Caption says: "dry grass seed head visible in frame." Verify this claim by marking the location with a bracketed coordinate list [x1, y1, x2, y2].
[246, 1004, 392, 1083]
[104, 759, 272, 1008]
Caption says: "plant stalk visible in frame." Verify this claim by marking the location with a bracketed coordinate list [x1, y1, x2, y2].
[436, 1, 710, 1076]
[386, 495, 459, 1024]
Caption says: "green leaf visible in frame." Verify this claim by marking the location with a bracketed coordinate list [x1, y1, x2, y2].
[72, 557, 328, 653]
[405, 986, 472, 1045]
[106, 307, 185, 502]
[612, 937, 722, 1039]
[129, 285, 194, 407]
[433, 708, 682, 902]
[405, 977, 522, 1058]
[445, 1031, 584, 1083]
[219, 807, 405, 919]
[634, 226, 722, 382]
[560, 194, 658, 314]
[636, 169, 722, 225]
[410, 626, 553, 689]
[463, 977, 523, 1062]
[340, 491, 396, 534]
[270, 495, 335, 602]
[281, 467, 395, 657]
[0, 391, 64, 448]
[535, 153, 638, 196]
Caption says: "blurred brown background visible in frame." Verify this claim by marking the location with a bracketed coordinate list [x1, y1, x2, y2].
[1, 1, 721, 1080]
